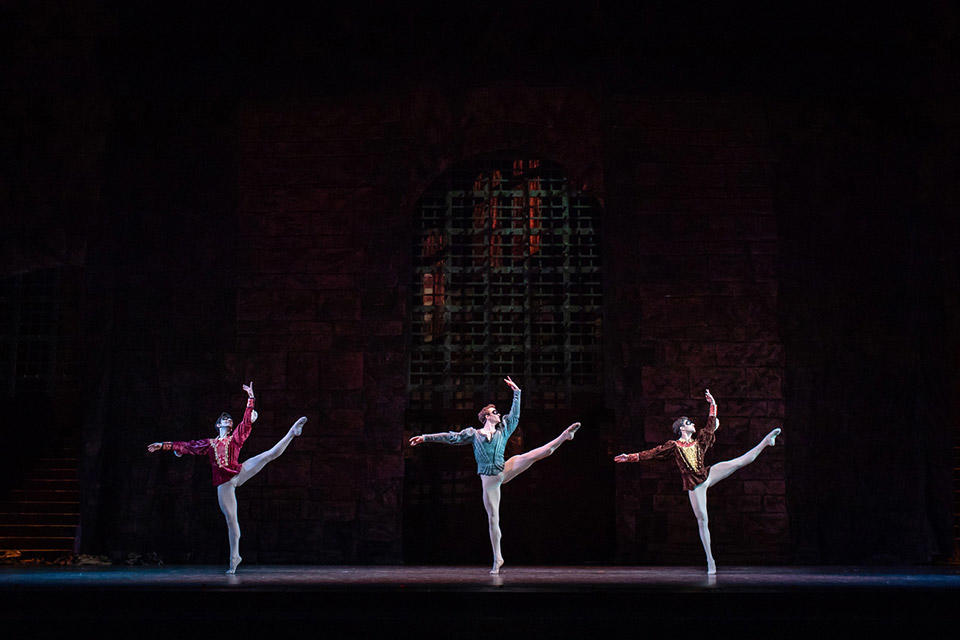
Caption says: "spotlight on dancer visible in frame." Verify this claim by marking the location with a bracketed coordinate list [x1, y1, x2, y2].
[615, 388, 781, 574]
[147, 381, 307, 574]
[410, 376, 581, 574]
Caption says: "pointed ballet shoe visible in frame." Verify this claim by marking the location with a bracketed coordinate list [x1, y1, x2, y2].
[565, 422, 581, 439]
[767, 427, 782, 446]
[292, 416, 307, 436]
[706, 560, 716, 575]
[490, 559, 504, 575]
[226, 555, 242, 574]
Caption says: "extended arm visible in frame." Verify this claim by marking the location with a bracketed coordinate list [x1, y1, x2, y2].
[147, 438, 212, 457]
[410, 428, 475, 446]
[232, 382, 256, 446]
[614, 441, 676, 463]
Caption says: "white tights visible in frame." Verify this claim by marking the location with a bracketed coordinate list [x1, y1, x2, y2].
[216, 417, 305, 574]
[480, 422, 580, 574]
[687, 428, 781, 574]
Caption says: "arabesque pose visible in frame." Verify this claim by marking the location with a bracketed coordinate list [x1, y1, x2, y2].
[615, 389, 780, 574]
[147, 381, 306, 574]
[410, 376, 580, 574]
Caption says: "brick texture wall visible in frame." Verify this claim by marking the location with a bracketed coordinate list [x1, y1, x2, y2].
[605, 97, 787, 563]
[234, 89, 785, 564]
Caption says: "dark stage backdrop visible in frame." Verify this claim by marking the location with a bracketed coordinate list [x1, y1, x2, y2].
[2, 2, 956, 566]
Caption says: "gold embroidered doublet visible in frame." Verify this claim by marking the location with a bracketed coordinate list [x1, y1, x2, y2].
[677, 441, 701, 472]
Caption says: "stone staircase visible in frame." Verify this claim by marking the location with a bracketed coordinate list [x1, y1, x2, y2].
[0, 451, 79, 560]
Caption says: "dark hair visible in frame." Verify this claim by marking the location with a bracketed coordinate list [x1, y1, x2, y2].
[217, 412, 233, 425]
[672, 416, 689, 437]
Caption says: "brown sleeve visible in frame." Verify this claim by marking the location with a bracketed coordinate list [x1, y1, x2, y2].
[636, 441, 677, 461]
[696, 415, 717, 451]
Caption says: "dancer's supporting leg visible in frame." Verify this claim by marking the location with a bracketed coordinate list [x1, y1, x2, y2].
[479, 422, 580, 575]
[500, 422, 580, 484]
[217, 481, 242, 574]
[480, 475, 503, 575]
[217, 416, 306, 574]
[231, 416, 307, 487]
[689, 427, 781, 575]
[687, 486, 715, 575]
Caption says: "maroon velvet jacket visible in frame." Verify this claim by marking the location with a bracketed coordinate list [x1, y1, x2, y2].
[162, 397, 255, 486]
[633, 414, 718, 491]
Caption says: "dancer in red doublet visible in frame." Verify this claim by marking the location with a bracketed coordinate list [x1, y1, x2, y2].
[615, 389, 781, 574]
[148, 381, 306, 573]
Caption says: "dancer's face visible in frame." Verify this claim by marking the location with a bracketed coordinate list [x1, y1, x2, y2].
[679, 418, 695, 438]
[483, 407, 501, 425]
[216, 416, 233, 432]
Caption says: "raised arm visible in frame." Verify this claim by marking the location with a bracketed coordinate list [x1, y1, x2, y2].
[699, 386, 718, 433]
[500, 376, 521, 438]
[614, 441, 676, 463]
[232, 382, 256, 446]
[693, 388, 719, 453]
[410, 428, 476, 447]
[705, 388, 717, 422]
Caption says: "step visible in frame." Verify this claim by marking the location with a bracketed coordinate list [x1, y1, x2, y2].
[26, 469, 78, 481]
[9, 489, 80, 502]
[6, 548, 73, 562]
[0, 537, 74, 550]
[0, 524, 77, 537]
[0, 502, 80, 514]
[0, 512, 79, 526]
[22, 479, 79, 491]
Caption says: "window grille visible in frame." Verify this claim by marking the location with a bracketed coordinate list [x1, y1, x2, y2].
[410, 157, 602, 412]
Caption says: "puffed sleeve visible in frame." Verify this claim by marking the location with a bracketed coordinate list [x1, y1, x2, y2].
[500, 390, 521, 438]
[165, 439, 212, 457]
[696, 415, 717, 452]
[636, 441, 677, 461]
[232, 396, 256, 446]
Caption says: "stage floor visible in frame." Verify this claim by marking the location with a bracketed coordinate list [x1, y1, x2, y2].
[3, 565, 959, 635]
[2, 564, 960, 590]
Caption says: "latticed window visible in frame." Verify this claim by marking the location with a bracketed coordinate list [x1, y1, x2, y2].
[410, 157, 602, 412]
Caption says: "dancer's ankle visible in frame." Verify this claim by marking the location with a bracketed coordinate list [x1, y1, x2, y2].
[292, 416, 307, 436]
[226, 554, 242, 574]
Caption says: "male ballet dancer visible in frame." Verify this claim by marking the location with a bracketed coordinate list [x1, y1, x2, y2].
[410, 376, 580, 574]
[615, 389, 780, 574]
[148, 381, 306, 573]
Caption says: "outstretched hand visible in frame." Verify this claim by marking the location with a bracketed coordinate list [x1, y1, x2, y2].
[409, 435, 425, 447]
[704, 388, 715, 405]
[242, 381, 254, 398]
[503, 376, 520, 392]
[147, 442, 162, 453]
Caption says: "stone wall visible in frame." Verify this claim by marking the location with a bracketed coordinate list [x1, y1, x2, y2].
[233, 90, 786, 564]
[604, 97, 786, 563]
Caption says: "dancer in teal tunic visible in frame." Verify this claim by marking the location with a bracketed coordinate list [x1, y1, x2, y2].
[410, 376, 581, 574]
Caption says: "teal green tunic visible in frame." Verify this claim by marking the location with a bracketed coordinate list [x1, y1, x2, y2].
[422, 390, 521, 475]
